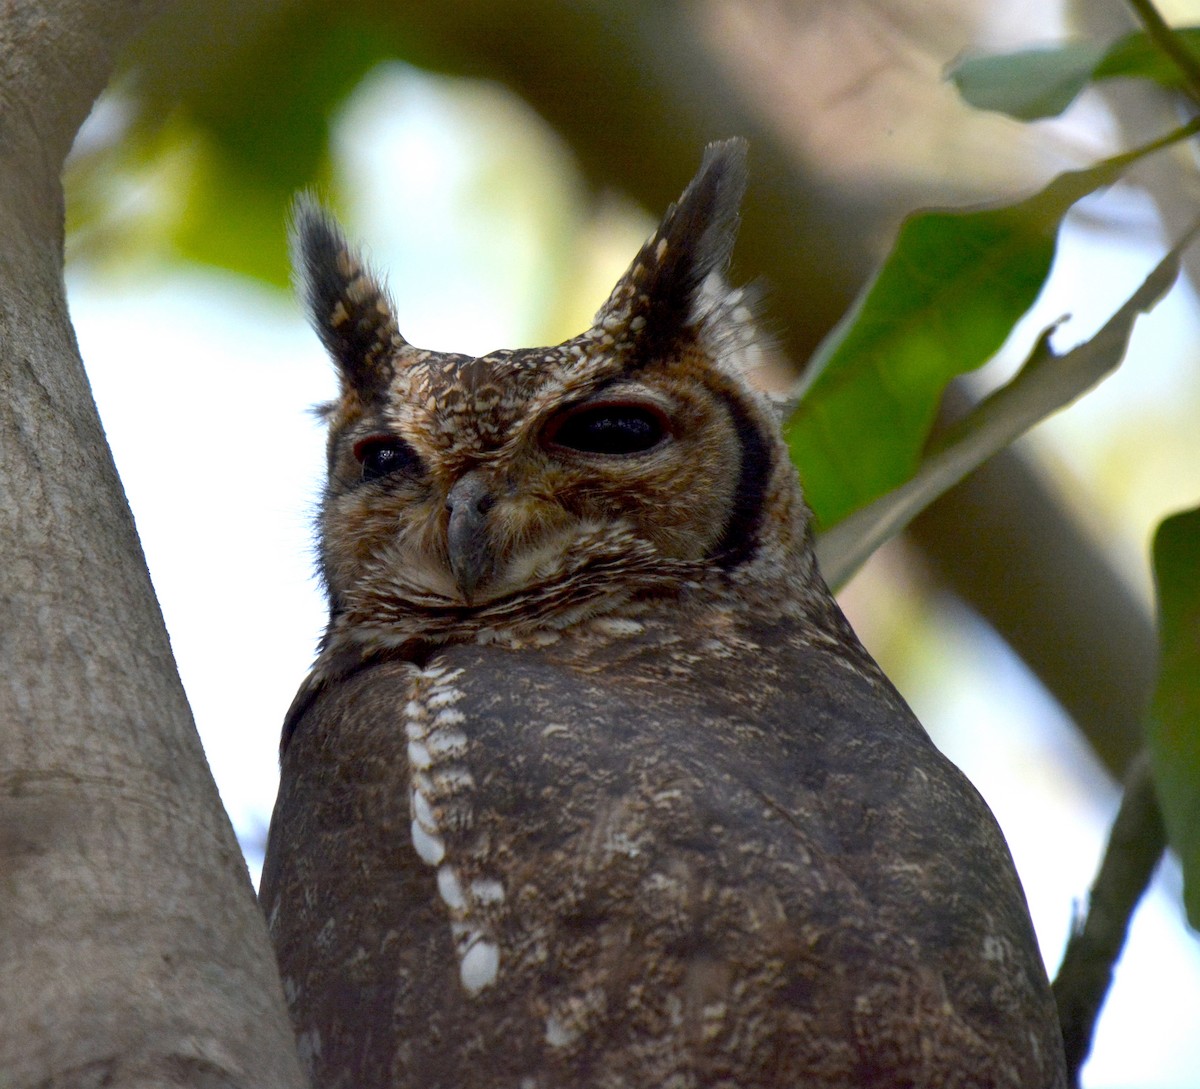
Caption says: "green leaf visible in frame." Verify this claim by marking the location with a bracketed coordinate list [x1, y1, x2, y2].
[814, 235, 1189, 587]
[1095, 27, 1200, 84]
[948, 43, 1106, 121]
[950, 27, 1200, 121]
[784, 141, 1159, 531]
[1147, 505, 1200, 930]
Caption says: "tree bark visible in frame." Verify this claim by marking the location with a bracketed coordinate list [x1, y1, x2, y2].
[0, 3, 305, 1085]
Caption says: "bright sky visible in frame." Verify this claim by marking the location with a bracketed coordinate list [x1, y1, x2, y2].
[68, 61, 1200, 1088]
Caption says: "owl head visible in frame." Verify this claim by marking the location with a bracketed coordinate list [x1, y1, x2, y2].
[293, 139, 814, 658]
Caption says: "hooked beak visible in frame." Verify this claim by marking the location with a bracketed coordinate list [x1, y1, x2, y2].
[446, 472, 497, 605]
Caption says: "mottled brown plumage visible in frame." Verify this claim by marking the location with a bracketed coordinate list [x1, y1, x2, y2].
[260, 140, 1067, 1088]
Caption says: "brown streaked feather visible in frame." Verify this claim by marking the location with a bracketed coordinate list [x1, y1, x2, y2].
[262, 604, 1064, 1088]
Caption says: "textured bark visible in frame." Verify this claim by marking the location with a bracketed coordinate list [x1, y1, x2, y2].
[0, 2, 305, 1085]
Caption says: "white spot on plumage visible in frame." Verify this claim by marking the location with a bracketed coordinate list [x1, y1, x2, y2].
[432, 765, 476, 793]
[666, 993, 685, 1029]
[590, 616, 645, 637]
[522, 628, 561, 648]
[545, 1014, 575, 1049]
[470, 878, 505, 905]
[437, 865, 467, 912]
[407, 740, 432, 769]
[982, 934, 1009, 963]
[412, 770, 436, 802]
[702, 1000, 728, 1040]
[410, 819, 445, 865]
[434, 707, 466, 726]
[411, 787, 437, 832]
[459, 937, 500, 994]
[426, 728, 468, 756]
[605, 830, 643, 858]
[428, 687, 464, 709]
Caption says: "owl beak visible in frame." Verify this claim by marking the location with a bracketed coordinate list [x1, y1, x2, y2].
[446, 472, 497, 605]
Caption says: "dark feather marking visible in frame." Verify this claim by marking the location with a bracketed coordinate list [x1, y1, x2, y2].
[709, 387, 773, 569]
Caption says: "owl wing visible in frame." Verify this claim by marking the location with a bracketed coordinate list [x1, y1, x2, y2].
[261, 622, 1064, 1089]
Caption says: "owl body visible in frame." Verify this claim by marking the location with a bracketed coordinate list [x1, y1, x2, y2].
[260, 141, 1066, 1088]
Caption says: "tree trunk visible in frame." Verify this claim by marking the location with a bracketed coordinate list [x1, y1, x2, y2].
[0, 3, 305, 1085]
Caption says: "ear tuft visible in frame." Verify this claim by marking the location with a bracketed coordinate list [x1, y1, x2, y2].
[596, 138, 749, 345]
[290, 196, 406, 402]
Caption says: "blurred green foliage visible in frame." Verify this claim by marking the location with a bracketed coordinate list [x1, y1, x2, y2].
[784, 132, 1189, 530]
[1149, 505, 1200, 930]
[821, 19, 1200, 939]
[950, 26, 1200, 120]
[814, 239, 1187, 588]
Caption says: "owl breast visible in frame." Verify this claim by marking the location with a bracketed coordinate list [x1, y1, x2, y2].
[261, 605, 1064, 1089]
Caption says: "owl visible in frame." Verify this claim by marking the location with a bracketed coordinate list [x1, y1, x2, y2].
[259, 140, 1067, 1089]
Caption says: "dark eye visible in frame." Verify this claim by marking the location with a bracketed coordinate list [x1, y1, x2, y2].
[547, 403, 668, 456]
[352, 435, 421, 482]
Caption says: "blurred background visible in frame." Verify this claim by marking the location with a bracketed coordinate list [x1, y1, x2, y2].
[64, 0, 1200, 1084]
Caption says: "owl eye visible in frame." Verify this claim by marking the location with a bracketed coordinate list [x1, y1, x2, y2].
[353, 435, 421, 482]
[546, 403, 668, 457]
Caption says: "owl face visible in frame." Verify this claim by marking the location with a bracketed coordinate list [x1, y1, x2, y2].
[295, 139, 798, 640]
[319, 338, 758, 611]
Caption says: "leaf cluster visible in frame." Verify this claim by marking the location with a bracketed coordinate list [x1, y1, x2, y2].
[783, 8, 1200, 1078]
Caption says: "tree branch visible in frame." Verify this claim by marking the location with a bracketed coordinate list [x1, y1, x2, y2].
[1051, 752, 1167, 1086]
[1124, 0, 1200, 104]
